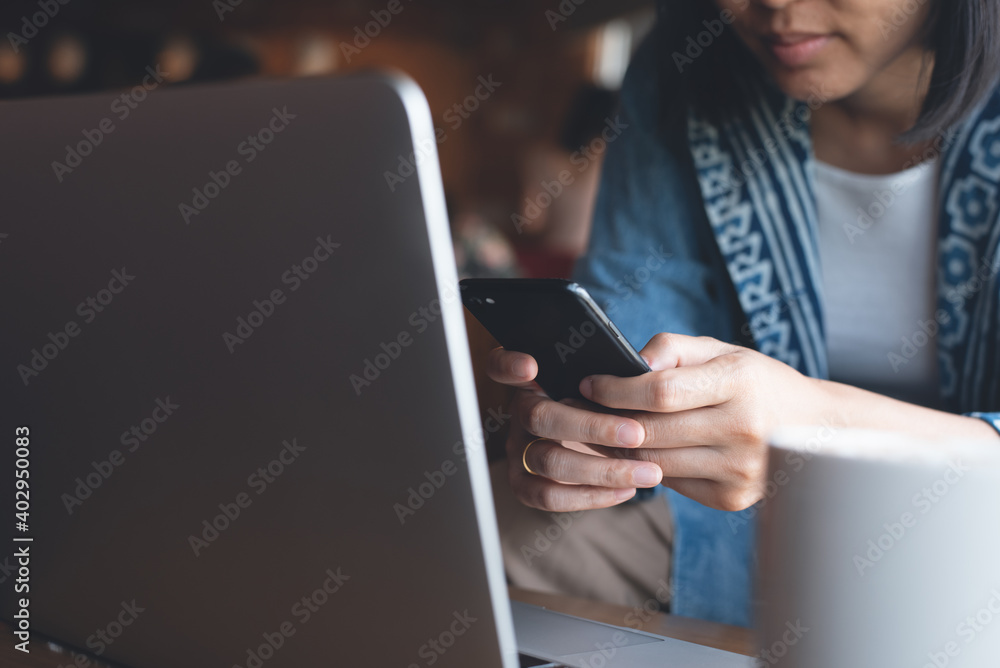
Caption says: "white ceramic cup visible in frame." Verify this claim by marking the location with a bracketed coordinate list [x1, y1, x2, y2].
[756, 427, 1000, 668]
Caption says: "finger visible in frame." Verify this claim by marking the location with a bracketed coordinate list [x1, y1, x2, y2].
[524, 439, 663, 488]
[505, 418, 535, 466]
[504, 424, 637, 511]
[633, 407, 733, 449]
[661, 478, 760, 512]
[658, 478, 720, 507]
[582, 355, 736, 412]
[514, 475, 637, 512]
[586, 444, 722, 479]
[638, 333, 740, 371]
[513, 390, 647, 448]
[486, 347, 538, 388]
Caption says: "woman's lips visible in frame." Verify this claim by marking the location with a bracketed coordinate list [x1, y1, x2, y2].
[763, 33, 833, 67]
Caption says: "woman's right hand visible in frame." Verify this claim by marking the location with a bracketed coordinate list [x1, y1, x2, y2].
[486, 347, 664, 512]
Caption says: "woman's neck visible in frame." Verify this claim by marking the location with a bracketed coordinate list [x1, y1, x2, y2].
[812, 46, 935, 175]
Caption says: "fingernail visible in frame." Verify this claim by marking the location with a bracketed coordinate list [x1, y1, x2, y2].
[632, 466, 661, 487]
[580, 376, 593, 398]
[514, 358, 531, 379]
[642, 354, 666, 372]
[616, 422, 643, 447]
[615, 488, 637, 502]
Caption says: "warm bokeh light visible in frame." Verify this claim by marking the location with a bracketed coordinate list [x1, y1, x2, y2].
[294, 33, 339, 76]
[47, 33, 88, 84]
[157, 34, 200, 83]
[0, 43, 26, 85]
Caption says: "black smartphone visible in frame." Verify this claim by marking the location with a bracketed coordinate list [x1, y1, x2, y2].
[460, 278, 651, 401]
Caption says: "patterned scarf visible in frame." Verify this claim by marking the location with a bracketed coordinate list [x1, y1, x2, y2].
[688, 84, 1000, 412]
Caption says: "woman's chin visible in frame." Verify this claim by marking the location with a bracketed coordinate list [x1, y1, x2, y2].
[767, 66, 849, 105]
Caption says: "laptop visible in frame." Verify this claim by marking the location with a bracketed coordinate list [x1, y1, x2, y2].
[0, 72, 752, 667]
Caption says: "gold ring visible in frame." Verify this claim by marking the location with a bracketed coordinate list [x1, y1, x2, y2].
[522, 438, 548, 476]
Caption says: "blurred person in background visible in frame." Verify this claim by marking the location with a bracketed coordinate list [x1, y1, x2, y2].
[488, 0, 1000, 627]
[514, 85, 619, 279]
[451, 195, 520, 281]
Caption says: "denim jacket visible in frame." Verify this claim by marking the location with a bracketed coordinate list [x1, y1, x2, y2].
[573, 34, 1000, 627]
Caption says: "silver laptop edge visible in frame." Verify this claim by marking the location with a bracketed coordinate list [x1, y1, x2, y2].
[396, 75, 520, 668]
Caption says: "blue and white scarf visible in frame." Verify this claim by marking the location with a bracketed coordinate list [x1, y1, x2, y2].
[688, 84, 1000, 426]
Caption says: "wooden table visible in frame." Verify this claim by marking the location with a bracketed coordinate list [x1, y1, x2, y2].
[2, 588, 754, 666]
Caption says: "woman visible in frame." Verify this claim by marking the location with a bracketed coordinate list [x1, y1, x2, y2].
[488, 0, 1000, 626]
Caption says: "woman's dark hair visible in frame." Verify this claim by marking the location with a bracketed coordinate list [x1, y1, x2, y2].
[558, 85, 619, 153]
[655, 0, 1000, 143]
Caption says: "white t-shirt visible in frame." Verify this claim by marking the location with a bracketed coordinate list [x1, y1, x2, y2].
[815, 158, 941, 407]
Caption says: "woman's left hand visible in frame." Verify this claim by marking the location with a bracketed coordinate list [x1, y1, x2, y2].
[578, 333, 827, 511]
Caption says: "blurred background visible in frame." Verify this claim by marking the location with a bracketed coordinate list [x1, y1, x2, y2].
[0, 0, 656, 456]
